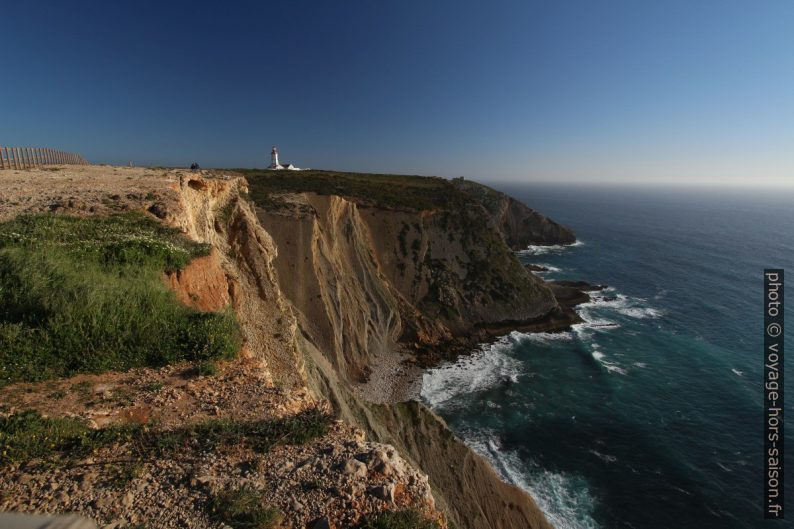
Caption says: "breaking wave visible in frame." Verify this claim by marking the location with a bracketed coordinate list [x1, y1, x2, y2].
[420, 333, 525, 410]
[462, 430, 600, 529]
[591, 349, 627, 375]
[518, 240, 584, 256]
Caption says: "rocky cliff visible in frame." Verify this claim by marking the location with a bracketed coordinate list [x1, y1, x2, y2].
[0, 166, 574, 529]
[243, 169, 575, 528]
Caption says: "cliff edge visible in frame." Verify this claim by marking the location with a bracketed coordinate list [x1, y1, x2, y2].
[0, 165, 574, 529]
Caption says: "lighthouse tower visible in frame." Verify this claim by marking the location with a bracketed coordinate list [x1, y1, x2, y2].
[270, 146, 281, 169]
[267, 145, 301, 170]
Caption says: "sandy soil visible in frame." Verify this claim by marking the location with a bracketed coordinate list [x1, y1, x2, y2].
[0, 164, 193, 222]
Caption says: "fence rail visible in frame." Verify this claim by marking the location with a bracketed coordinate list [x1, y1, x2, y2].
[0, 147, 89, 170]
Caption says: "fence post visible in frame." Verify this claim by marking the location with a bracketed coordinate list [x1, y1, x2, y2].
[36, 148, 42, 166]
[46, 148, 52, 164]
[26, 148, 33, 168]
[0, 147, 5, 169]
[15, 148, 22, 169]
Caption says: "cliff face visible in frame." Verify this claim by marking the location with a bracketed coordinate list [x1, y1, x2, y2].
[245, 173, 575, 529]
[257, 187, 567, 374]
[448, 178, 576, 248]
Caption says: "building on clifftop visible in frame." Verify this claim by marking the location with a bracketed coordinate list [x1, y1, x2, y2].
[267, 146, 301, 170]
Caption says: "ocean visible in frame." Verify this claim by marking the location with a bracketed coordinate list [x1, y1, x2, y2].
[420, 184, 793, 529]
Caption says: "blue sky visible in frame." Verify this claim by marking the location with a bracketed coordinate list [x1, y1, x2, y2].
[1, 0, 792, 186]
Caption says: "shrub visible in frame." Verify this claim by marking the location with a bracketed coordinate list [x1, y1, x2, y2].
[209, 486, 283, 529]
[0, 213, 240, 384]
[197, 360, 219, 377]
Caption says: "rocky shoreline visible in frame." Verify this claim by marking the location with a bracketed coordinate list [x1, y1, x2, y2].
[357, 268, 604, 405]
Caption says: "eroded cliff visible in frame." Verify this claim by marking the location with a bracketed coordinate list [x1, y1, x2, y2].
[243, 170, 575, 529]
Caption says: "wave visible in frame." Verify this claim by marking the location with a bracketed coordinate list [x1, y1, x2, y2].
[518, 240, 584, 256]
[731, 368, 743, 377]
[420, 335, 524, 410]
[462, 430, 600, 529]
[592, 349, 627, 375]
[514, 330, 574, 344]
[616, 306, 663, 319]
[577, 291, 662, 324]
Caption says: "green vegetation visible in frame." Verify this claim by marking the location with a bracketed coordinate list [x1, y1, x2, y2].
[209, 486, 283, 529]
[356, 510, 442, 529]
[0, 410, 141, 464]
[197, 360, 220, 377]
[241, 169, 474, 211]
[0, 213, 240, 384]
[144, 381, 164, 392]
[0, 408, 331, 466]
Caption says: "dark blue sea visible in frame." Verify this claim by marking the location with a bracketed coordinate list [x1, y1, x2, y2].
[420, 184, 793, 529]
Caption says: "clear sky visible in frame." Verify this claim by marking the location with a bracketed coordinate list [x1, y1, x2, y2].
[1, 1, 792, 186]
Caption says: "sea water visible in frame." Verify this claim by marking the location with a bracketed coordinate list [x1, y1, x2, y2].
[421, 184, 793, 529]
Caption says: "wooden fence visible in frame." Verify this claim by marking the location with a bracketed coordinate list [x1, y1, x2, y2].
[0, 147, 89, 169]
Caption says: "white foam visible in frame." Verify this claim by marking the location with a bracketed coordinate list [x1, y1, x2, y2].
[731, 368, 743, 377]
[616, 306, 663, 319]
[514, 330, 574, 344]
[531, 263, 563, 274]
[518, 240, 584, 256]
[463, 431, 600, 529]
[591, 349, 627, 375]
[420, 336, 523, 410]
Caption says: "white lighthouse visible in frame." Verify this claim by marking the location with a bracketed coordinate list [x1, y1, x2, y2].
[267, 145, 301, 170]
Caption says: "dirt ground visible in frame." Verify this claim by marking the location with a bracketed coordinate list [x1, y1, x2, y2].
[0, 164, 195, 222]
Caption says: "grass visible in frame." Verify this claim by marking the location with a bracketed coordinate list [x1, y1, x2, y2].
[0, 213, 240, 384]
[0, 410, 142, 464]
[0, 409, 331, 466]
[356, 510, 442, 529]
[209, 486, 283, 529]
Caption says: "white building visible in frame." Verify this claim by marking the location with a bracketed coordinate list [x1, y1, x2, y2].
[267, 146, 301, 170]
